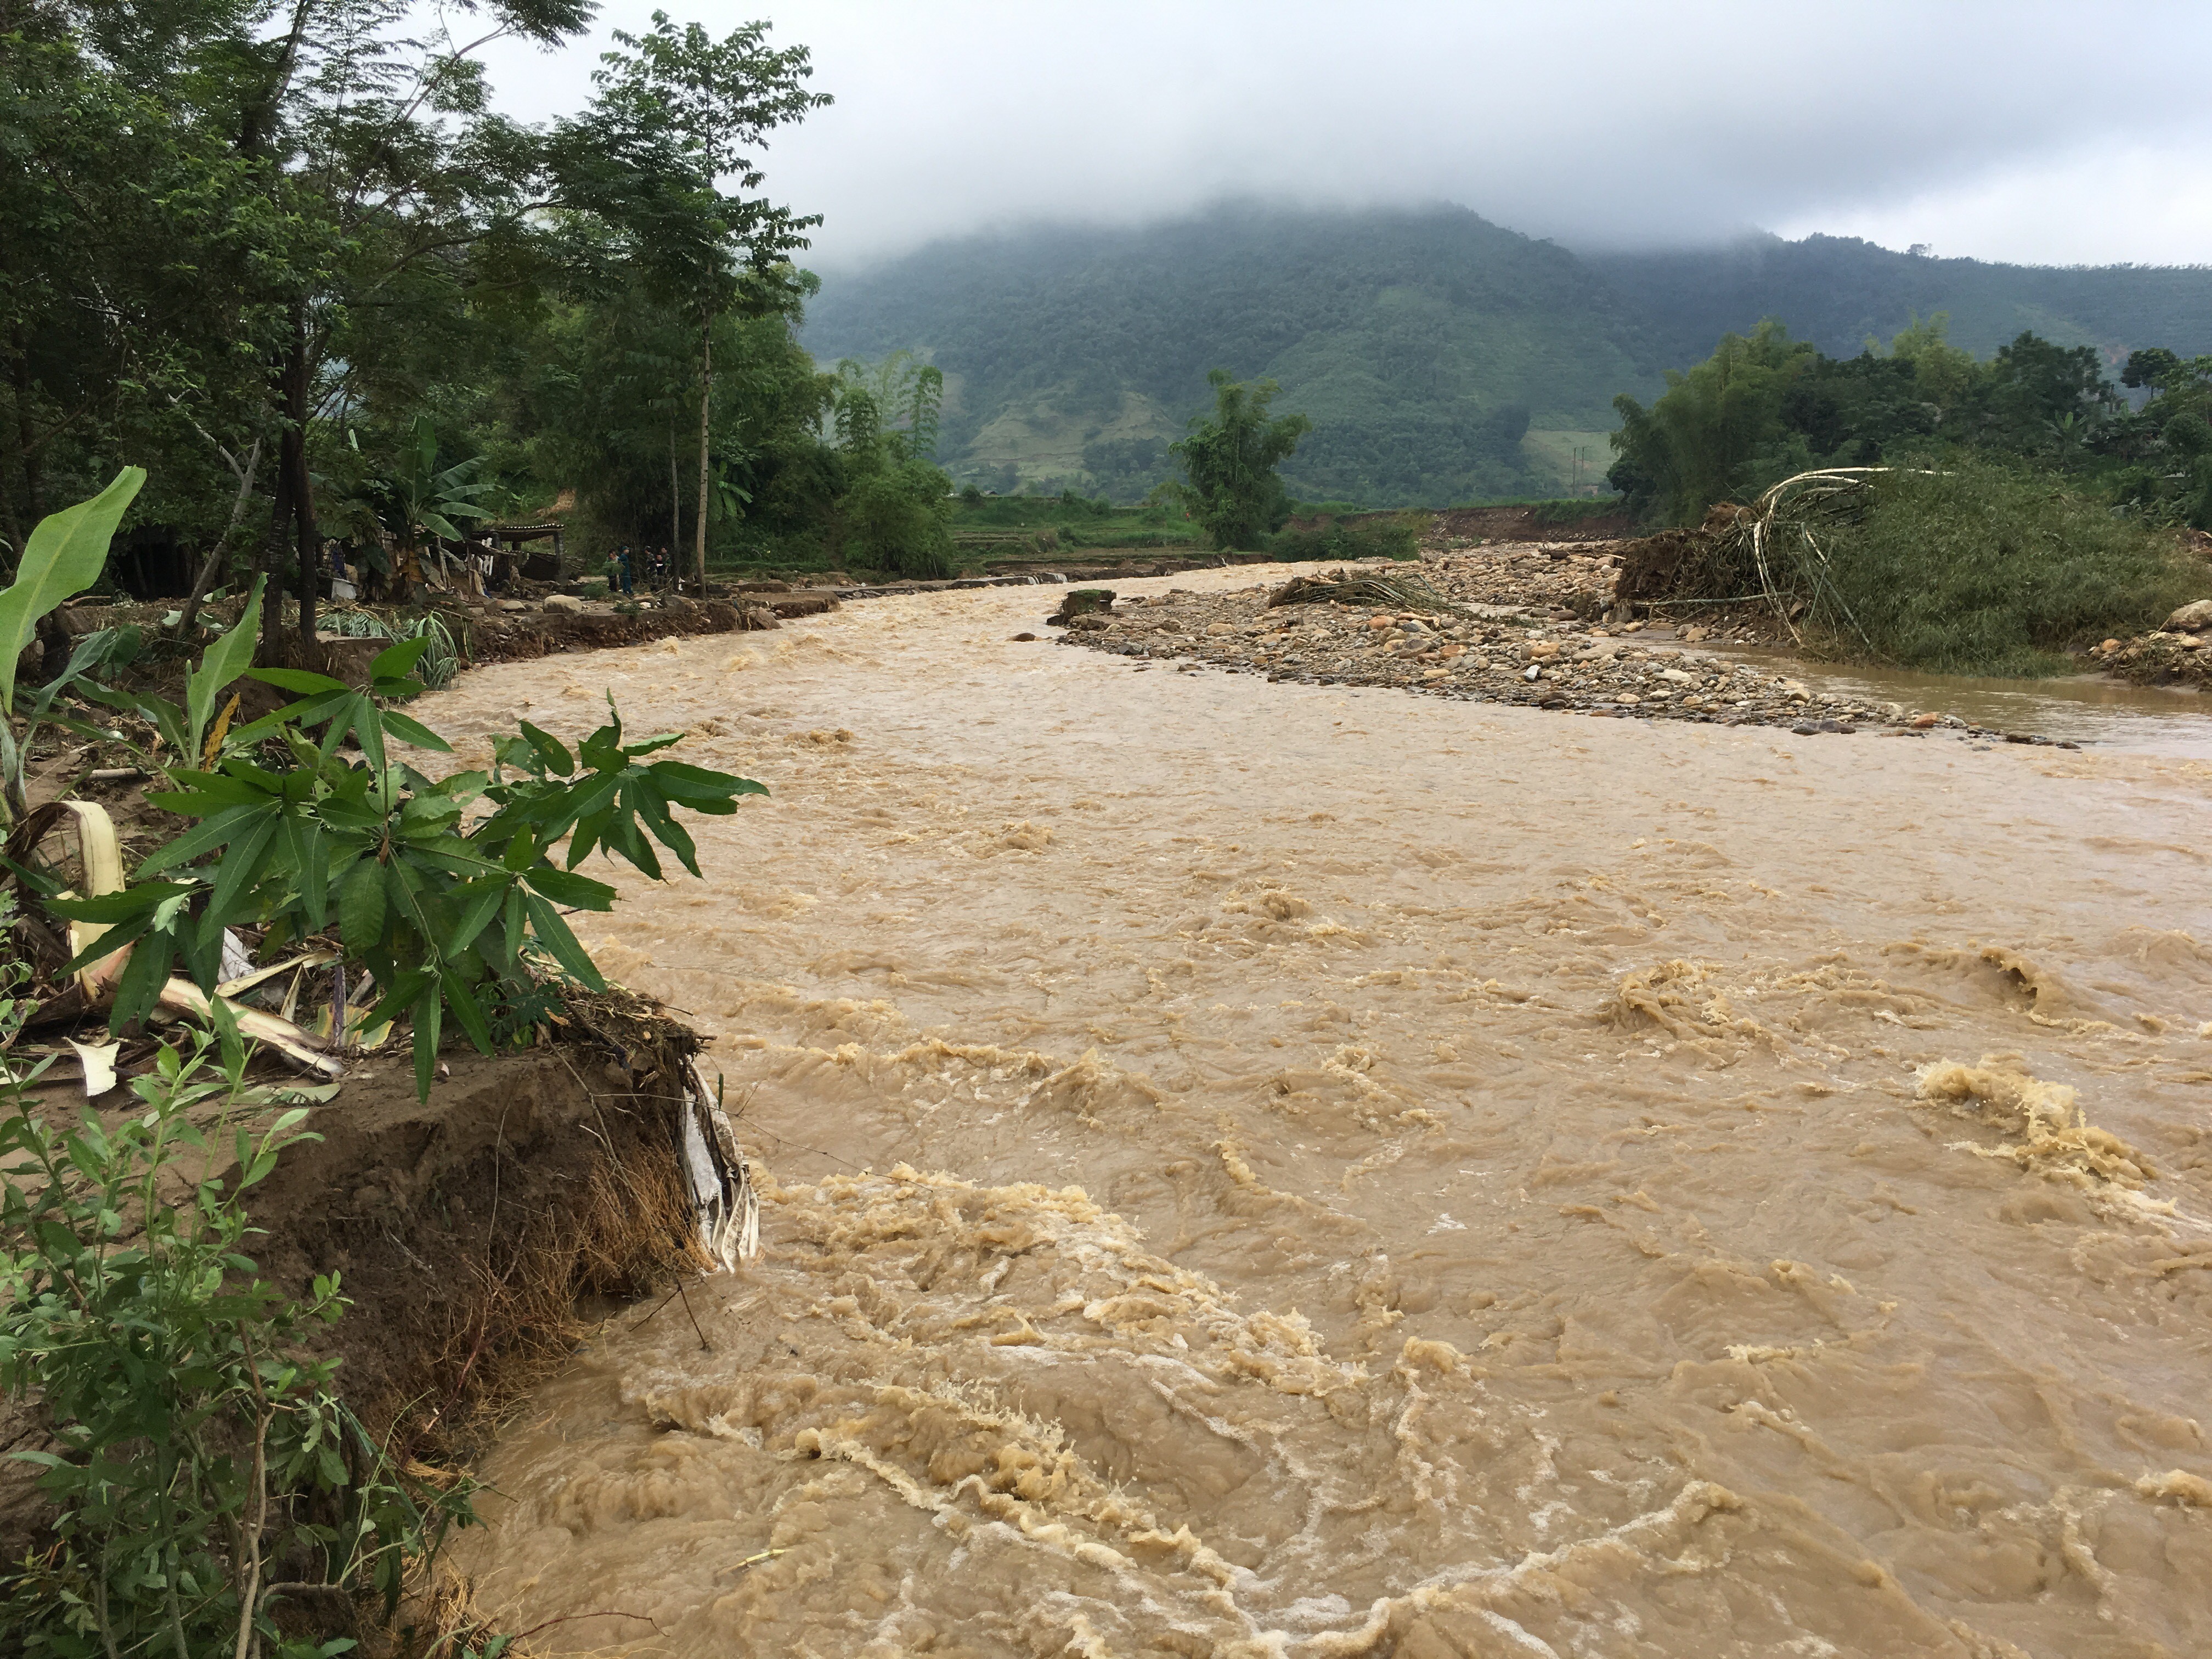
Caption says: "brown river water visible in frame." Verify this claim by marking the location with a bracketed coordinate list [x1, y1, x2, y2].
[420, 564, 2212, 1658]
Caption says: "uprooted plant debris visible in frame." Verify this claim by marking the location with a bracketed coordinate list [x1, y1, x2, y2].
[1267, 567, 1468, 617]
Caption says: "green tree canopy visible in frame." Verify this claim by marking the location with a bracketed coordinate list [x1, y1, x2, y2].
[1607, 320, 1813, 526]
[583, 10, 831, 588]
[1607, 317, 2142, 525]
[1171, 370, 1312, 551]
[2, 3, 857, 620]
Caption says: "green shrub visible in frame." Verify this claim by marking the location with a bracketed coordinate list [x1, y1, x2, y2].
[844, 460, 955, 579]
[1810, 462, 2197, 674]
[1269, 511, 1423, 563]
[0, 1011, 478, 1657]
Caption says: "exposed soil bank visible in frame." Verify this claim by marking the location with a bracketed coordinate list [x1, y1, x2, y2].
[1426, 503, 1635, 541]
[244, 1036, 703, 1453]
[0, 974, 713, 1568]
[466, 597, 753, 664]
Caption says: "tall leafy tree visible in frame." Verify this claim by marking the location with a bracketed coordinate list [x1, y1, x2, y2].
[587, 10, 831, 591]
[0, 3, 294, 569]
[2112, 348, 2212, 529]
[243, 0, 595, 654]
[1966, 331, 2120, 455]
[1170, 370, 1311, 551]
[823, 359, 952, 576]
[509, 280, 832, 558]
[3, 0, 601, 652]
[1608, 320, 1814, 525]
[1607, 317, 2143, 524]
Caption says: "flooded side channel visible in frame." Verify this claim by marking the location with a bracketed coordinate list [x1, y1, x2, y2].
[1701, 644, 2212, 755]
[420, 567, 2212, 1658]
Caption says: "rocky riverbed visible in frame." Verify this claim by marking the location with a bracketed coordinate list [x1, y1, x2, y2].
[1050, 545, 2080, 743]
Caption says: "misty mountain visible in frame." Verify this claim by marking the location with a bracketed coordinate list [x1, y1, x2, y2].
[1588, 234, 2212, 371]
[802, 205, 2212, 504]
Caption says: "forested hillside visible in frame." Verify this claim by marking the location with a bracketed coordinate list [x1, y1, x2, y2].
[803, 205, 1662, 504]
[804, 206, 2212, 504]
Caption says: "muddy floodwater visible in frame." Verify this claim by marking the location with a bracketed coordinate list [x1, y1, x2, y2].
[422, 564, 2212, 1658]
[1707, 647, 2212, 757]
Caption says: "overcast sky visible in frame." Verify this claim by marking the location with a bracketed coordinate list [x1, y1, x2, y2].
[464, 0, 2212, 270]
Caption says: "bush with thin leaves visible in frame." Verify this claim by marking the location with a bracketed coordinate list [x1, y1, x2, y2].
[0, 1008, 479, 1657]
[1268, 512, 1421, 563]
[1804, 462, 2196, 675]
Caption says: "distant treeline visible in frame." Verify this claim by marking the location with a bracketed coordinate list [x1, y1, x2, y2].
[1609, 316, 2212, 531]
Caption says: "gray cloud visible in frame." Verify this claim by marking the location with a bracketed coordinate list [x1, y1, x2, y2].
[473, 0, 2212, 267]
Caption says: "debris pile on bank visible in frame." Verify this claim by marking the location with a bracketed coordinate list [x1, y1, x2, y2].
[2091, 597, 2212, 687]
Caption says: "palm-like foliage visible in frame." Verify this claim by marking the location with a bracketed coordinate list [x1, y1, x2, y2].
[366, 417, 495, 562]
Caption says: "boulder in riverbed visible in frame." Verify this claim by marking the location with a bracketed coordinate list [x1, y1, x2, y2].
[2165, 599, 2212, 631]
[1049, 588, 1117, 626]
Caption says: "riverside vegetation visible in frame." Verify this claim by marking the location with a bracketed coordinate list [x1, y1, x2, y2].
[0, 471, 765, 1655]
[1598, 320, 2211, 673]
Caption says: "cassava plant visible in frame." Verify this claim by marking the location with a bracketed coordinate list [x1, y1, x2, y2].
[52, 645, 763, 1098]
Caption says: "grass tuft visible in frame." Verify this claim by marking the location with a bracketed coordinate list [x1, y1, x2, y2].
[1268, 511, 1423, 563]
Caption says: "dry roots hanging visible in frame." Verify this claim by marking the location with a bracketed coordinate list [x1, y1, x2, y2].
[1612, 467, 1916, 643]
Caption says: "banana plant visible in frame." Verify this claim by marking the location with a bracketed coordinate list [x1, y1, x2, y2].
[359, 417, 495, 583]
[0, 469, 145, 820]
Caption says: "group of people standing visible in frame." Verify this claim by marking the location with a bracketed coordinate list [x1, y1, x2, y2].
[603, 544, 678, 596]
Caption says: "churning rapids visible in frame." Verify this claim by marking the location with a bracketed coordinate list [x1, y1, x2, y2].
[419, 564, 2212, 1658]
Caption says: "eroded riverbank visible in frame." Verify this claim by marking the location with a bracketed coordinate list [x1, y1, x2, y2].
[417, 568, 2212, 1657]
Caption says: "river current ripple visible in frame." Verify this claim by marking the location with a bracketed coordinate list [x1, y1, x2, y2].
[420, 565, 2212, 1658]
